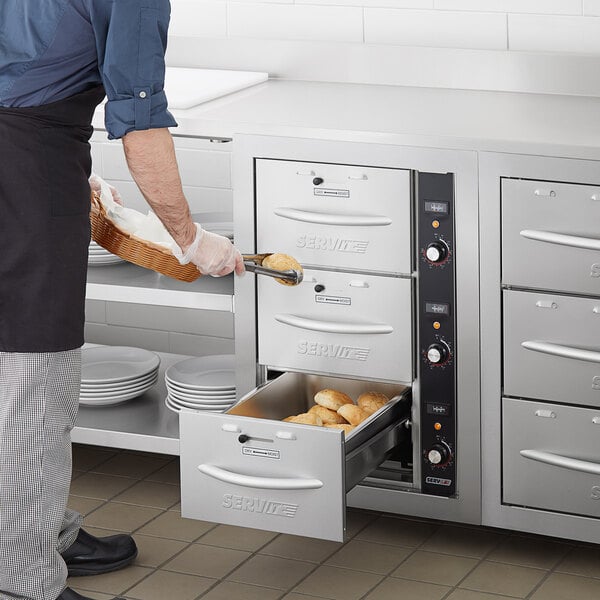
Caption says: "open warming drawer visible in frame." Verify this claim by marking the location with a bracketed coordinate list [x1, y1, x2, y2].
[180, 373, 411, 541]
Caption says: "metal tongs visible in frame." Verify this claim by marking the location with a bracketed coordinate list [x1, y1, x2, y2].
[242, 254, 304, 286]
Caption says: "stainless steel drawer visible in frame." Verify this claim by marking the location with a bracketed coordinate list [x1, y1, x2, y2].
[180, 373, 410, 541]
[258, 269, 413, 383]
[503, 289, 600, 407]
[502, 178, 600, 296]
[256, 159, 411, 275]
[503, 397, 600, 519]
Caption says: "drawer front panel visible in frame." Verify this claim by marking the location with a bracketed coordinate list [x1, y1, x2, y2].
[502, 178, 600, 295]
[256, 159, 411, 275]
[503, 290, 600, 406]
[180, 373, 410, 541]
[503, 397, 600, 519]
[258, 269, 413, 382]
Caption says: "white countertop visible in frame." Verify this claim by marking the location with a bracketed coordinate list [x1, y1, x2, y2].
[94, 79, 600, 161]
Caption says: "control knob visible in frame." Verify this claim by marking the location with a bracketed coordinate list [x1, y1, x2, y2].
[427, 442, 451, 466]
[426, 341, 450, 365]
[425, 241, 449, 264]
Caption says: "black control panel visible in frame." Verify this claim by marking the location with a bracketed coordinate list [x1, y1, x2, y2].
[417, 173, 456, 497]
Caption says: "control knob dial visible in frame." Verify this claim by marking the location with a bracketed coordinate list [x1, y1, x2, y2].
[425, 241, 449, 264]
[427, 442, 451, 466]
[426, 341, 450, 365]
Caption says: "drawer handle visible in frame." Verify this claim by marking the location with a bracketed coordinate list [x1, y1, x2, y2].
[522, 340, 600, 364]
[520, 229, 600, 251]
[275, 313, 393, 335]
[198, 464, 323, 490]
[533, 189, 556, 198]
[274, 208, 392, 227]
[296, 170, 316, 176]
[348, 174, 368, 181]
[520, 449, 600, 476]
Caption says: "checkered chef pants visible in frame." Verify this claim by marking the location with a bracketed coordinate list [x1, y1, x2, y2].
[0, 350, 83, 600]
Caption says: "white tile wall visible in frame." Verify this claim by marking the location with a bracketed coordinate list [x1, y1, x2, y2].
[364, 9, 507, 49]
[165, 0, 600, 55]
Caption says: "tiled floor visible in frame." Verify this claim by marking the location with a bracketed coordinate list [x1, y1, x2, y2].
[68, 444, 600, 600]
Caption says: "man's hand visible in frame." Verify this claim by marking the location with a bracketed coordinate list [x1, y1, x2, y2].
[89, 173, 123, 206]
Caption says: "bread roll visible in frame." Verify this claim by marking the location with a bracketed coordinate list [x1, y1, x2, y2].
[357, 391, 389, 415]
[337, 404, 370, 426]
[314, 389, 354, 411]
[324, 423, 355, 435]
[309, 404, 348, 425]
[288, 412, 323, 426]
[282, 416, 296, 422]
[262, 253, 303, 286]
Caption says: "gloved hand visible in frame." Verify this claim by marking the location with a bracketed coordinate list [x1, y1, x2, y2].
[174, 223, 245, 277]
[89, 173, 123, 206]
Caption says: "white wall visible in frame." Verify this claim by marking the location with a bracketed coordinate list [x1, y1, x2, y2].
[166, 0, 600, 95]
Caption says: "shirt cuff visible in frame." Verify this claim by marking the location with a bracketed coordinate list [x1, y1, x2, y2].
[104, 88, 178, 140]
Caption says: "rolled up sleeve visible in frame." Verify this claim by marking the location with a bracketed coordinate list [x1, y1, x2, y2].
[93, 0, 177, 139]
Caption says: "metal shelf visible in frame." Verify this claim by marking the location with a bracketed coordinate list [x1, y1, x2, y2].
[86, 262, 234, 311]
[72, 351, 190, 455]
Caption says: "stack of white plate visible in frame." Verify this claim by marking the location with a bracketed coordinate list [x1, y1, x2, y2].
[88, 241, 126, 266]
[165, 354, 236, 413]
[80, 346, 160, 406]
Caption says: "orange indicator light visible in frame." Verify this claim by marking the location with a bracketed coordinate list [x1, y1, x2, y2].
[434, 423, 442, 431]
[432, 220, 440, 229]
[433, 321, 441, 330]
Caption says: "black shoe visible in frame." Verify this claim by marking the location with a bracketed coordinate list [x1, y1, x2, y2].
[58, 588, 124, 600]
[62, 528, 138, 577]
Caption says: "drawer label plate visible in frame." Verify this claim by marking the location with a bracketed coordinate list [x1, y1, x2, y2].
[316, 294, 351, 306]
[314, 188, 350, 198]
[242, 446, 280, 459]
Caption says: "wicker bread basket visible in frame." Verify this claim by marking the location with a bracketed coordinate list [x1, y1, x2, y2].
[90, 192, 202, 282]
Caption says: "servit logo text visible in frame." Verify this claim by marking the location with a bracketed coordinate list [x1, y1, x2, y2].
[222, 494, 298, 517]
[297, 341, 370, 361]
[591, 263, 600, 278]
[297, 234, 369, 254]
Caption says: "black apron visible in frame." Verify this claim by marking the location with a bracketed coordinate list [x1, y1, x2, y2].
[0, 85, 105, 352]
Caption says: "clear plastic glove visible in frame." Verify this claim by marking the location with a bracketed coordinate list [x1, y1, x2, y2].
[174, 223, 245, 277]
[89, 172, 123, 206]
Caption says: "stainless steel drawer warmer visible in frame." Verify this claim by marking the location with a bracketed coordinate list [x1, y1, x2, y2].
[503, 397, 600, 519]
[503, 289, 600, 407]
[180, 373, 410, 541]
[258, 268, 413, 383]
[502, 178, 600, 296]
[256, 159, 412, 275]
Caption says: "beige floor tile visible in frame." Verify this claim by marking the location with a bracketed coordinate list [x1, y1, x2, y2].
[356, 516, 438, 548]
[83, 502, 162, 532]
[146, 459, 181, 485]
[169, 501, 181, 512]
[136, 510, 216, 541]
[69, 472, 137, 500]
[260, 535, 342, 563]
[71, 589, 114, 600]
[487, 535, 571, 570]
[530, 572, 600, 600]
[90, 452, 171, 478]
[133, 534, 188, 568]
[164, 543, 250, 578]
[459, 560, 546, 598]
[72, 444, 116, 471]
[325, 540, 413, 574]
[126, 569, 214, 600]
[421, 525, 505, 558]
[445, 590, 516, 600]
[112, 480, 180, 509]
[282, 595, 327, 600]
[293, 565, 383, 600]
[345, 509, 379, 538]
[72, 470, 86, 480]
[228, 554, 315, 590]
[199, 581, 283, 600]
[392, 550, 478, 586]
[80, 526, 123, 537]
[555, 545, 600, 578]
[364, 577, 450, 600]
[67, 495, 104, 517]
[198, 524, 278, 552]
[67, 565, 152, 595]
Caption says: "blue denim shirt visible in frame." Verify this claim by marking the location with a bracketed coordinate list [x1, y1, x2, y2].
[0, 0, 177, 139]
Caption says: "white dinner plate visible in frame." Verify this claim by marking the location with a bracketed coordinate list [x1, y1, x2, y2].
[82, 346, 160, 384]
[81, 377, 157, 398]
[165, 396, 230, 413]
[166, 387, 236, 403]
[165, 355, 235, 390]
[81, 371, 158, 391]
[79, 387, 150, 406]
[165, 378, 235, 397]
[167, 396, 235, 410]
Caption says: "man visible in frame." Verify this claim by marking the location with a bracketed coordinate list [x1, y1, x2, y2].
[0, 2, 244, 600]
